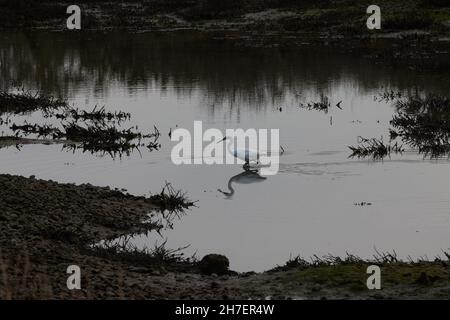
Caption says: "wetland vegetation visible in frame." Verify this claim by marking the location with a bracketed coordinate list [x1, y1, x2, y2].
[349, 94, 450, 160]
[0, 89, 161, 157]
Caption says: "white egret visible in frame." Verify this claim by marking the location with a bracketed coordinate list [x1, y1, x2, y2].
[218, 136, 260, 170]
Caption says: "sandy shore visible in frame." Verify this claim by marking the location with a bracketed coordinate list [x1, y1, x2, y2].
[1, 173, 450, 299]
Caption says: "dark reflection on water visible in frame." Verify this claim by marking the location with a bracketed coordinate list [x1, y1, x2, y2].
[218, 169, 267, 198]
[1, 31, 449, 110]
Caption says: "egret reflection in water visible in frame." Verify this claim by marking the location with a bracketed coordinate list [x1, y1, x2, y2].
[218, 169, 267, 198]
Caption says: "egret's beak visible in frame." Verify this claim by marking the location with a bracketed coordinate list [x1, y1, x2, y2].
[217, 137, 227, 144]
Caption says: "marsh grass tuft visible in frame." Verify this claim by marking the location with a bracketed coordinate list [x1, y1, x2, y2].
[148, 182, 196, 213]
[9, 121, 161, 157]
[62, 122, 160, 157]
[0, 89, 67, 115]
[2, 89, 161, 157]
[376, 90, 403, 102]
[52, 105, 131, 125]
[10, 122, 62, 139]
[348, 136, 404, 160]
[92, 237, 195, 270]
[353, 93, 450, 159]
[390, 94, 450, 158]
[271, 249, 450, 273]
[271, 253, 367, 272]
[298, 94, 331, 113]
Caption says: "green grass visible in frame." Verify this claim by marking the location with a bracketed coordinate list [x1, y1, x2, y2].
[269, 252, 450, 295]
[280, 262, 450, 293]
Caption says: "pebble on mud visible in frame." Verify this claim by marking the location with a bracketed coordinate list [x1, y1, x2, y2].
[199, 254, 230, 275]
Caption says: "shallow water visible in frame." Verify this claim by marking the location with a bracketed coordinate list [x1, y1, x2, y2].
[1, 31, 450, 271]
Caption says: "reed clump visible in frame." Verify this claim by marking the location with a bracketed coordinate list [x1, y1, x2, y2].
[298, 94, 331, 113]
[92, 238, 194, 270]
[52, 106, 131, 125]
[10, 121, 161, 157]
[148, 182, 196, 212]
[348, 136, 404, 160]
[351, 93, 450, 159]
[0, 90, 67, 115]
[2, 89, 161, 157]
[390, 94, 450, 158]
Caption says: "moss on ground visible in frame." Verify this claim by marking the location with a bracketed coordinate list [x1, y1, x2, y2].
[281, 262, 450, 289]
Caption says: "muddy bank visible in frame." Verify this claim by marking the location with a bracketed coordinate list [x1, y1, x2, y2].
[1, 174, 450, 299]
[0, 173, 201, 299]
[1, 0, 449, 36]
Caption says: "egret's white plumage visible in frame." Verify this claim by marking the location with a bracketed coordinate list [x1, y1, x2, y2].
[219, 136, 260, 166]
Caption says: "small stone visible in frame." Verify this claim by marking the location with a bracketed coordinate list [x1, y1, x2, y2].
[199, 254, 229, 275]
